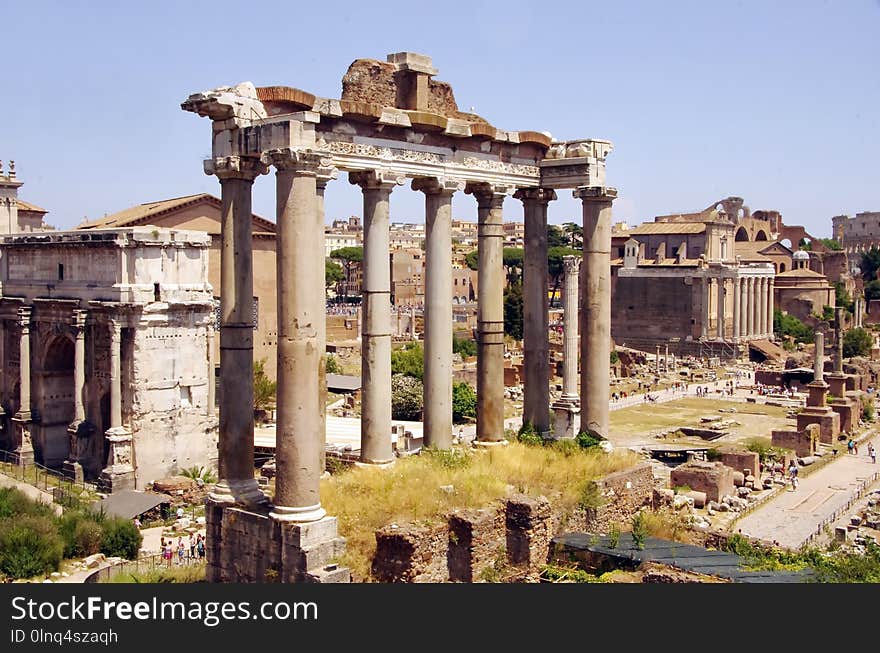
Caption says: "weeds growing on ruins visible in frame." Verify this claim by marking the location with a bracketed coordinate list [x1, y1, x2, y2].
[320, 443, 639, 579]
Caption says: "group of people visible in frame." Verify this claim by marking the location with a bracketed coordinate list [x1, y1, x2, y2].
[159, 534, 205, 566]
[847, 438, 877, 463]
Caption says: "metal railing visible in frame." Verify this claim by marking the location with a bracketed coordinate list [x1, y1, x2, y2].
[0, 448, 96, 509]
[85, 552, 206, 584]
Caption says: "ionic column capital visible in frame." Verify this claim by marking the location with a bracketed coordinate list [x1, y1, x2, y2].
[349, 168, 406, 191]
[465, 182, 514, 209]
[264, 148, 334, 177]
[513, 187, 557, 204]
[573, 186, 618, 203]
[411, 176, 465, 196]
[204, 155, 268, 181]
[562, 255, 581, 274]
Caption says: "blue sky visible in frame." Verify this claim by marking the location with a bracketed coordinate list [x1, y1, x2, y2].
[3, 0, 878, 236]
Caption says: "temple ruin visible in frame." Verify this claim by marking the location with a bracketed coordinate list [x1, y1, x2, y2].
[182, 52, 616, 582]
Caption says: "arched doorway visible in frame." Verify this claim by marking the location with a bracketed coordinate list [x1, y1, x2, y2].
[37, 335, 75, 467]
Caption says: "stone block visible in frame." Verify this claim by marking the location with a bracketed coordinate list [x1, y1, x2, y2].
[652, 488, 675, 510]
[670, 461, 736, 504]
[447, 507, 505, 583]
[797, 408, 840, 444]
[682, 490, 706, 509]
[772, 424, 819, 458]
[280, 516, 339, 549]
[718, 450, 760, 478]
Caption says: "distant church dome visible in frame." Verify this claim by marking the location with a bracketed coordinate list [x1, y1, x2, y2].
[792, 250, 810, 260]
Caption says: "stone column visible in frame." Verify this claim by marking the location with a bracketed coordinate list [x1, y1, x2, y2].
[739, 276, 748, 339]
[206, 322, 215, 413]
[766, 276, 775, 337]
[64, 310, 92, 482]
[414, 177, 462, 450]
[576, 186, 616, 439]
[11, 306, 33, 466]
[834, 307, 844, 374]
[351, 169, 404, 463]
[655, 345, 661, 374]
[747, 277, 756, 338]
[467, 182, 512, 444]
[733, 277, 741, 342]
[665, 344, 670, 371]
[516, 187, 555, 435]
[316, 169, 337, 475]
[267, 149, 334, 521]
[758, 277, 768, 338]
[98, 318, 135, 492]
[716, 277, 725, 341]
[700, 276, 709, 339]
[814, 330, 824, 382]
[206, 155, 266, 506]
[553, 255, 581, 439]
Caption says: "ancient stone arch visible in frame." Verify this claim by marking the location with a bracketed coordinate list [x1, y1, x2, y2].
[735, 227, 750, 242]
[755, 230, 769, 241]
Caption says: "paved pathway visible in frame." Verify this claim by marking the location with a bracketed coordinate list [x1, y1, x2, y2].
[736, 432, 880, 548]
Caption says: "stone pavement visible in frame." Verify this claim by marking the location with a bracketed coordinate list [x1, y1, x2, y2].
[736, 432, 880, 549]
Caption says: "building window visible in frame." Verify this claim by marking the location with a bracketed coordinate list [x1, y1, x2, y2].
[154, 282, 161, 302]
[58, 264, 64, 281]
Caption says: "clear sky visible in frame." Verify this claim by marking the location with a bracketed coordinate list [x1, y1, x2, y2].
[3, 0, 878, 237]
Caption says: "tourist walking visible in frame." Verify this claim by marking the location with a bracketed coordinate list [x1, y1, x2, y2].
[788, 461, 799, 490]
[847, 438, 855, 455]
[177, 537, 185, 565]
[197, 534, 206, 559]
[869, 443, 876, 464]
[189, 533, 196, 559]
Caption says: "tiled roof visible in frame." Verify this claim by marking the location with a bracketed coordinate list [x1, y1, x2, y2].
[629, 222, 707, 235]
[76, 193, 276, 233]
[17, 199, 47, 213]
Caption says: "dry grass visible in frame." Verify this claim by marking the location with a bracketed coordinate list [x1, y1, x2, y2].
[320, 443, 640, 580]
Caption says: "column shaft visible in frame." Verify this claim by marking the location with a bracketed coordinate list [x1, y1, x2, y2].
[211, 156, 265, 506]
[416, 178, 460, 450]
[271, 151, 329, 521]
[316, 173, 336, 472]
[469, 183, 509, 442]
[766, 277, 775, 336]
[733, 278, 741, 341]
[757, 278, 767, 338]
[518, 188, 554, 433]
[353, 170, 401, 463]
[109, 321, 122, 429]
[739, 277, 748, 338]
[73, 311, 86, 424]
[716, 277, 725, 341]
[18, 308, 31, 416]
[577, 187, 616, 439]
[747, 278, 756, 338]
[561, 257, 580, 397]
[701, 277, 709, 339]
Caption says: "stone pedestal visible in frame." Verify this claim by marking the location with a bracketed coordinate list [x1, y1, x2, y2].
[63, 419, 94, 482]
[11, 413, 34, 466]
[205, 498, 351, 583]
[829, 397, 855, 434]
[552, 397, 580, 439]
[97, 427, 135, 492]
[827, 373, 847, 399]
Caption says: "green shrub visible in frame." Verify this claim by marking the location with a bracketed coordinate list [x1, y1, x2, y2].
[0, 515, 64, 579]
[844, 328, 873, 358]
[452, 381, 477, 423]
[325, 354, 342, 375]
[516, 421, 543, 447]
[423, 447, 472, 470]
[608, 524, 620, 549]
[391, 373, 424, 420]
[0, 487, 55, 520]
[863, 403, 875, 422]
[576, 430, 603, 450]
[100, 517, 143, 560]
[73, 519, 104, 557]
[452, 335, 477, 359]
[631, 512, 649, 550]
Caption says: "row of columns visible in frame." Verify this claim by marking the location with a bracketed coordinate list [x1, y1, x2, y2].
[209, 151, 617, 521]
[702, 275, 774, 341]
[5, 306, 128, 472]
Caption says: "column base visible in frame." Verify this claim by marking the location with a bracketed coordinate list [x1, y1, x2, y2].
[206, 500, 350, 583]
[269, 503, 327, 523]
[209, 478, 269, 507]
[552, 398, 581, 440]
[11, 415, 34, 467]
[473, 439, 509, 448]
[97, 465, 135, 493]
[354, 460, 395, 470]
